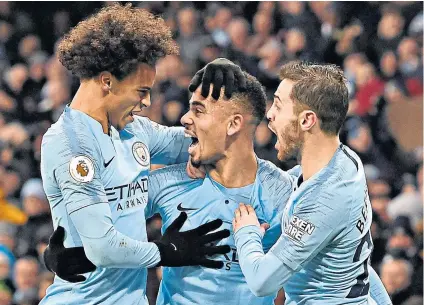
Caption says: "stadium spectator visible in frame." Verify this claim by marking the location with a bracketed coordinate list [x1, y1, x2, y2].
[381, 258, 415, 305]
[14, 179, 52, 258]
[12, 256, 39, 305]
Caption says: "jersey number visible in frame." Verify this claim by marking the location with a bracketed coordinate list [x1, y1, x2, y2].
[347, 230, 373, 298]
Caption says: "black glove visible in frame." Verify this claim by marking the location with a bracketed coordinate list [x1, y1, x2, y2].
[188, 58, 247, 100]
[43, 226, 96, 283]
[154, 212, 231, 268]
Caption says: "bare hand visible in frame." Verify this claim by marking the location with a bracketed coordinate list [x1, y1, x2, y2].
[232, 203, 269, 235]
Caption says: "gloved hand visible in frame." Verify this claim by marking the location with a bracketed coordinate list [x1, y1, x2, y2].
[154, 212, 231, 268]
[43, 226, 96, 283]
[188, 58, 247, 100]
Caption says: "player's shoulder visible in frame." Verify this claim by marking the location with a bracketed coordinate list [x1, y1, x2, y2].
[326, 145, 365, 199]
[127, 116, 166, 134]
[300, 168, 350, 201]
[43, 109, 97, 142]
[125, 116, 172, 146]
[150, 162, 187, 176]
[306, 145, 363, 190]
[336, 144, 363, 173]
[295, 173, 356, 219]
[148, 163, 202, 202]
[127, 115, 149, 129]
[255, 158, 295, 208]
[292, 184, 350, 227]
[41, 112, 100, 164]
[149, 163, 194, 186]
[257, 158, 295, 189]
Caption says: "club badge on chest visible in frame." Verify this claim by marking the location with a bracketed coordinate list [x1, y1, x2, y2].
[132, 141, 150, 167]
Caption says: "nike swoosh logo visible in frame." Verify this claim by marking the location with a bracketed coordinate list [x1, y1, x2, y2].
[170, 243, 177, 251]
[104, 157, 115, 168]
[177, 203, 198, 212]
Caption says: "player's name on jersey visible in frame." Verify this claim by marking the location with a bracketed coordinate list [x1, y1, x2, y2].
[284, 215, 316, 245]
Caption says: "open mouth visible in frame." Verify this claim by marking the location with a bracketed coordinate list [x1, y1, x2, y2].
[184, 130, 199, 154]
[188, 135, 199, 155]
[268, 123, 276, 135]
[190, 136, 199, 147]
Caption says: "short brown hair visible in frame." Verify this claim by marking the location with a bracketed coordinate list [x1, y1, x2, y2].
[58, 3, 178, 80]
[279, 61, 349, 135]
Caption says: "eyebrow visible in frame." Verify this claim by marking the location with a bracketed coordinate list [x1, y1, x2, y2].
[189, 101, 206, 108]
[274, 94, 283, 103]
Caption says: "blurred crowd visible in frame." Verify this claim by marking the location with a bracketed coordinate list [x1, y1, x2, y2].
[0, 2, 422, 305]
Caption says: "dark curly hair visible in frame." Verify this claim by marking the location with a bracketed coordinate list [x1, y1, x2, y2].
[58, 3, 179, 80]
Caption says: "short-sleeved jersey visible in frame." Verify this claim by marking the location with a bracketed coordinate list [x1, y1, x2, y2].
[270, 144, 374, 304]
[146, 159, 296, 305]
[40, 106, 189, 305]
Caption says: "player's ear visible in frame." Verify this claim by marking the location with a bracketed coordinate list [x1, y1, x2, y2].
[99, 72, 113, 93]
[299, 110, 317, 131]
[227, 114, 243, 136]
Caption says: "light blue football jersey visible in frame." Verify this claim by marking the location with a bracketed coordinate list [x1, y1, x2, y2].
[39, 106, 190, 305]
[235, 144, 376, 305]
[276, 145, 374, 304]
[146, 159, 296, 305]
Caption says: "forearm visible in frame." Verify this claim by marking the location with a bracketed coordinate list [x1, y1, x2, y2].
[369, 266, 392, 305]
[70, 203, 161, 268]
[234, 225, 293, 297]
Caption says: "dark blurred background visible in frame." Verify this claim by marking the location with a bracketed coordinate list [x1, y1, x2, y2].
[0, 2, 422, 305]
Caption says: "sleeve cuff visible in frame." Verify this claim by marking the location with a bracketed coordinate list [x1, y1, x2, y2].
[234, 225, 264, 248]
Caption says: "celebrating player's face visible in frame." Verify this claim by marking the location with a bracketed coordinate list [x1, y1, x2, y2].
[181, 87, 230, 167]
[267, 79, 303, 161]
[106, 63, 156, 131]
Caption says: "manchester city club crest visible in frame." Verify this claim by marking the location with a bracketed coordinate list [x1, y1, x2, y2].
[132, 142, 150, 167]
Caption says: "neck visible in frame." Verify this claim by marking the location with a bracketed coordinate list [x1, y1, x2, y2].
[300, 132, 340, 181]
[70, 81, 109, 134]
[207, 140, 257, 188]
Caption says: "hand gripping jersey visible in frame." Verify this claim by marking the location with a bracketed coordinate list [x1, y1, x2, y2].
[146, 159, 298, 305]
[234, 145, 391, 305]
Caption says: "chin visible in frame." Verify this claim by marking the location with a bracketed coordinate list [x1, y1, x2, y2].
[190, 157, 202, 168]
[275, 142, 285, 161]
[277, 150, 288, 162]
[115, 123, 125, 131]
[276, 151, 283, 161]
[277, 145, 296, 162]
